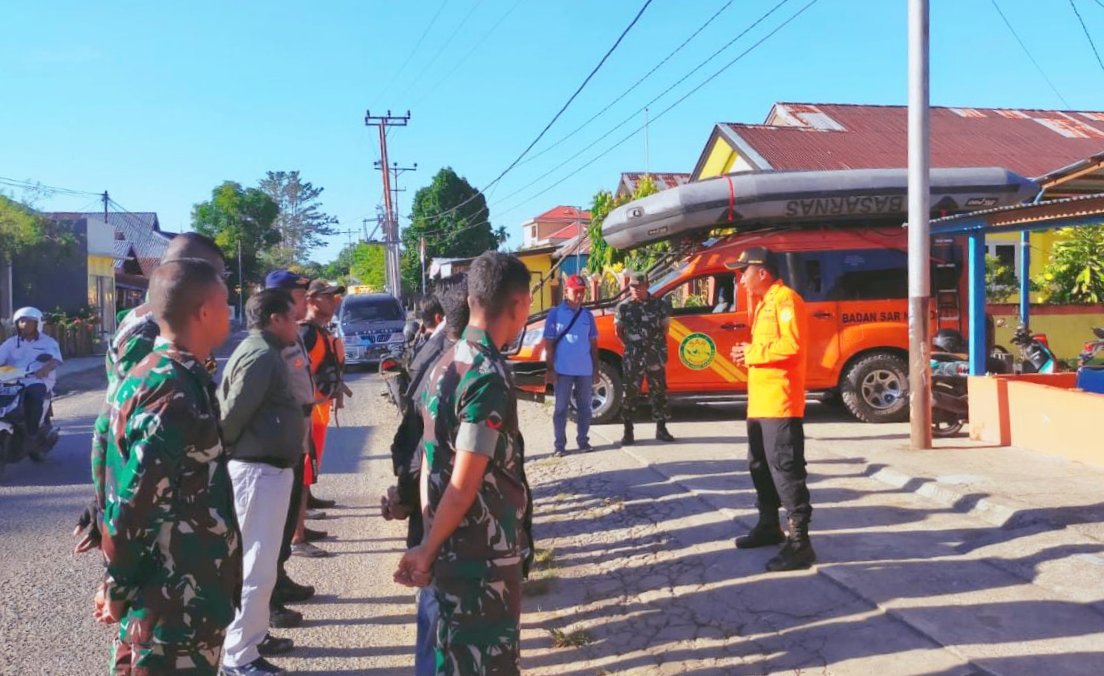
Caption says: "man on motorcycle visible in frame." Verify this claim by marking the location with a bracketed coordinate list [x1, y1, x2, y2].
[0, 306, 62, 442]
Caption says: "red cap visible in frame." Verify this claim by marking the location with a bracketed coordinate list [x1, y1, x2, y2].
[565, 274, 586, 290]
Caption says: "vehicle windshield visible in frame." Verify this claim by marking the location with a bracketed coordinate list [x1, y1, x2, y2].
[648, 259, 690, 294]
[342, 298, 403, 323]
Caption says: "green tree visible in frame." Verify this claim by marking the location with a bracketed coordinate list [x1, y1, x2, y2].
[586, 174, 665, 274]
[350, 243, 386, 290]
[1035, 225, 1104, 303]
[192, 181, 280, 291]
[258, 171, 339, 266]
[320, 244, 358, 281]
[985, 253, 1018, 303]
[403, 167, 504, 293]
[0, 195, 45, 256]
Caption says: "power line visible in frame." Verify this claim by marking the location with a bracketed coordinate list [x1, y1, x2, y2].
[396, 0, 484, 101]
[411, 0, 524, 109]
[378, 0, 451, 101]
[0, 176, 102, 197]
[490, 0, 795, 209]
[519, 0, 738, 167]
[414, 0, 655, 228]
[1070, 0, 1104, 77]
[990, 0, 1071, 108]
[492, 0, 822, 221]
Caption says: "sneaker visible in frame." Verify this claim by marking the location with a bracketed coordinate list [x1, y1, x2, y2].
[291, 542, 330, 558]
[303, 527, 329, 542]
[273, 578, 315, 604]
[305, 509, 328, 520]
[256, 633, 294, 657]
[578, 444, 595, 453]
[269, 605, 302, 629]
[220, 657, 285, 675]
[308, 494, 337, 509]
[552, 449, 568, 458]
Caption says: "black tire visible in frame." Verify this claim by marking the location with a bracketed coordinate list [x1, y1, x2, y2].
[932, 418, 964, 437]
[840, 352, 909, 423]
[570, 359, 623, 425]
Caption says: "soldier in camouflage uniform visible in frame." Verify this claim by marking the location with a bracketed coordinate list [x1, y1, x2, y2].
[98, 259, 241, 675]
[395, 252, 533, 676]
[615, 270, 676, 445]
[76, 233, 226, 556]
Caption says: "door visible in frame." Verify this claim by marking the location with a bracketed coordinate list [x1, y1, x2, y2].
[659, 272, 749, 393]
[784, 252, 843, 388]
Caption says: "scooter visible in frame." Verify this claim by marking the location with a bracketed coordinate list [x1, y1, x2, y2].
[379, 320, 421, 410]
[1010, 323, 1061, 374]
[1078, 327, 1104, 367]
[0, 366, 60, 477]
[1075, 327, 1104, 395]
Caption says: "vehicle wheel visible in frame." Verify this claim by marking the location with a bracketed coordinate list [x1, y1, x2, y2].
[28, 427, 58, 462]
[0, 432, 9, 479]
[840, 352, 909, 423]
[932, 417, 964, 437]
[570, 359, 623, 425]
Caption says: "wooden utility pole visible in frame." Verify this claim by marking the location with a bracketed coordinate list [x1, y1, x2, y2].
[365, 110, 410, 299]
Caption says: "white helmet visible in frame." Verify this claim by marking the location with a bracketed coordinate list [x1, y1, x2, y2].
[13, 307, 43, 323]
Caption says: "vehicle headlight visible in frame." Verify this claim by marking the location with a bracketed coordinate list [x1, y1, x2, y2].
[389, 332, 406, 343]
[521, 327, 544, 347]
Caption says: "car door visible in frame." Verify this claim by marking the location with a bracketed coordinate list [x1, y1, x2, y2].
[659, 272, 749, 393]
[781, 252, 842, 388]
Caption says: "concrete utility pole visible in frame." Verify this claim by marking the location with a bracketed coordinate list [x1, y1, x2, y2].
[365, 110, 410, 300]
[907, 0, 932, 449]
[374, 161, 417, 224]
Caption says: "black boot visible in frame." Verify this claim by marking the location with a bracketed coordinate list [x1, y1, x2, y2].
[621, 422, 635, 446]
[765, 516, 816, 572]
[655, 421, 675, 442]
[735, 512, 784, 549]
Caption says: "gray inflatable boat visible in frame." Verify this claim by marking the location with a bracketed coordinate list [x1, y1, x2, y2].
[602, 167, 1039, 250]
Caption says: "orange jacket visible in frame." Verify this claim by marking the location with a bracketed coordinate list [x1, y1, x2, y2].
[746, 280, 807, 419]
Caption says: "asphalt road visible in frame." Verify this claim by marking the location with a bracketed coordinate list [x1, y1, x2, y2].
[0, 367, 416, 675]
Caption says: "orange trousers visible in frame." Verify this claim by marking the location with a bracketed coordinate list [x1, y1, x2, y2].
[305, 401, 331, 485]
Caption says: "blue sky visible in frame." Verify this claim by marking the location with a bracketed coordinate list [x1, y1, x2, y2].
[2, 0, 1102, 263]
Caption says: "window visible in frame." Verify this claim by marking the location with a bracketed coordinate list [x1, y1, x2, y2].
[797, 249, 909, 301]
[986, 242, 1020, 282]
[342, 298, 403, 323]
[662, 273, 736, 315]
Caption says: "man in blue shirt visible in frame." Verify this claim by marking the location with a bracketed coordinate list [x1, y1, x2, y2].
[543, 274, 599, 457]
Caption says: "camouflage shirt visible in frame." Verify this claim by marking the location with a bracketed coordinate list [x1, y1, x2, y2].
[92, 306, 161, 509]
[419, 326, 532, 580]
[615, 295, 672, 364]
[102, 338, 241, 641]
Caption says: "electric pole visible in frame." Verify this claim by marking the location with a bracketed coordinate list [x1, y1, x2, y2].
[365, 110, 410, 300]
[374, 161, 417, 223]
[907, 0, 932, 449]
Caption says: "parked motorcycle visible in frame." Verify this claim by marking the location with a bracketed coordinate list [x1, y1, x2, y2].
[0, 366, 59, 477]
[927, 328, 1015, 437]
[1078, 327, 1104, 367]
[1010, 323, 1061, 374]
[379, 320, 421, 409]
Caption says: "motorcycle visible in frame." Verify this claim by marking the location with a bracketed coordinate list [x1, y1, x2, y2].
[1076, 327, 1104, 395]
[1010, 323, 1061, 374]
[1078, 327, 1104, 367]
[0, 365, 60, 477]
[928, 329, 1014, 438]
[379, 320, 421, 409]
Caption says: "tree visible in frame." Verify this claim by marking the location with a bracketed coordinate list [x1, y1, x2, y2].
[320, 244, 359, 282]
[586, 174, 665, 274]
[403, 167, 505, 293]
[192, 181, 280, 291]
[1035, 225, 1104, 303]
[0, 195, 44, 257]
[258, 171, 339, 266]
[985, 253, 1018, 303]
[350, 243, 386, 291]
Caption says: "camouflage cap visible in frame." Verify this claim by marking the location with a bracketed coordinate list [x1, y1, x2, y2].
[627, 271, 648, 287]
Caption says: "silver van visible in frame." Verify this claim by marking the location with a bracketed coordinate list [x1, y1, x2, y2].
[335, 293, 407, 366]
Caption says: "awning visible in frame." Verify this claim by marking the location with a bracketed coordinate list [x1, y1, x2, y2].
[929, 193, 1104, 235]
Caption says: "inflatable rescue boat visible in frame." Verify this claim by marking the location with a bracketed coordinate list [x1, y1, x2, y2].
[602, 167, 1040, 250]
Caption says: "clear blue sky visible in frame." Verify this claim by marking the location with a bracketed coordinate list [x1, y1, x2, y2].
[2, 0, 1102, 264]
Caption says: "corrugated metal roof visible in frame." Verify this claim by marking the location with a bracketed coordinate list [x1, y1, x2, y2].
[930, 193, 1104, 234]
[617, 172, 691, 197]
[529, 205, 591, 223]
[724, 103, 1104, 178]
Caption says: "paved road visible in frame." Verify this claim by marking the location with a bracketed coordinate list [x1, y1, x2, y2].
[4, 366, 1103, 675]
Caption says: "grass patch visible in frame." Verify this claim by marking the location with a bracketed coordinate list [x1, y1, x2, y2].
[549, 627, 594, 648]
[525, 546, 557, 596]
[533, 547, 555, 567]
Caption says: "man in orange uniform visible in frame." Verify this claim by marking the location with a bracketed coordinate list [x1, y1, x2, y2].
[299, 279, 346, 525]
[728, 247, 816, 572]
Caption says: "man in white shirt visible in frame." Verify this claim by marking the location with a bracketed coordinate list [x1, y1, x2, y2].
[0, 306, 63, 440]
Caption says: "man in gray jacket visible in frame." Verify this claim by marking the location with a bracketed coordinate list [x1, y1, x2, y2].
[219, 289, 305, 676]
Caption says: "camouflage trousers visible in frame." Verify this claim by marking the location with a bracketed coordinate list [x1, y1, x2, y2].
[621, 354, 668, 423]
[109, 635, 221, 675]
[432, 564, 523, 675]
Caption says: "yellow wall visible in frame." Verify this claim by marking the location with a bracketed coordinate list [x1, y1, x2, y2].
[87, 254, 116, 333]
[697, 138, 757, 180]
[987, 230, 1058, 303]
[516, 250, 554, 314]
[991, 307, 1104, 361]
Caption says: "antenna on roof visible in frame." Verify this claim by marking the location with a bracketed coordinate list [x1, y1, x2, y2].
[644, 107, 650, 177]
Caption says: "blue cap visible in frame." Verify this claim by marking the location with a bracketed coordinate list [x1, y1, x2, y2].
[265, 269, 310, 290]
